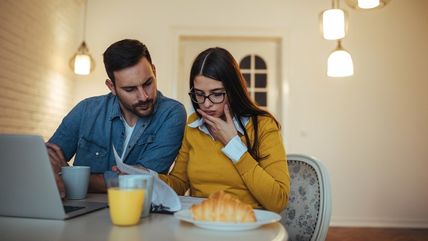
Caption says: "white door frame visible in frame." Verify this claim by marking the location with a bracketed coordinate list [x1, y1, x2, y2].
[168, 26, 290, 136]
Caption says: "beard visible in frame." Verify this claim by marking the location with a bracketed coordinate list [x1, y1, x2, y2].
[117, 95, 155, 118]
[131, 100, 154, 117]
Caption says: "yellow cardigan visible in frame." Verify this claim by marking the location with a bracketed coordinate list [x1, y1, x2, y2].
[159, 113, 290, 213]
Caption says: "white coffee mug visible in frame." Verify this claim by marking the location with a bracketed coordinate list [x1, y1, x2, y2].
[61, 166, 90, 200]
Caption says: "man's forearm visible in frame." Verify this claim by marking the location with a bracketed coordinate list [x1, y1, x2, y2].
[88, 174, 106, 193]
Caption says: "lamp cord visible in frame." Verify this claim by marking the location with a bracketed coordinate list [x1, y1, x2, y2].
[82, 0, 88, 41]
[332, 0, 340, 9]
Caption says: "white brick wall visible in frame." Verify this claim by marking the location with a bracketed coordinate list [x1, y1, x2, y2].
[0, 0, 81, 140]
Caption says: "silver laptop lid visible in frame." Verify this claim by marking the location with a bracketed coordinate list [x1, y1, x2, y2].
[0, 134, 66, 219]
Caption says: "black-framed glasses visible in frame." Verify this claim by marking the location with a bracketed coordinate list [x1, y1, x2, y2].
[188, 91, 227, 104]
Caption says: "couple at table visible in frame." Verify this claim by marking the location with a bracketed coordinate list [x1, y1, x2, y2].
[47, 39, 290, 213]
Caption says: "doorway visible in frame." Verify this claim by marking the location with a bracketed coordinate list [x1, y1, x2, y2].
[178, 36, 282, 120]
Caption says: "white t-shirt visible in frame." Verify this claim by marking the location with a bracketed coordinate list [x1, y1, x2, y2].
[121, 117, 135, 160]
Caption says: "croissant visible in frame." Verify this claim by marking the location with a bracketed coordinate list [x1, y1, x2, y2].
[191, 190, 256, 222]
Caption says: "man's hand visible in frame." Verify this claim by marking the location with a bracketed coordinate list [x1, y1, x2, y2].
[111, 165, 126, 175]
[197, 105, 238, 145]
[54, 171, 66, 199]
[111, 165, 150, 174]
[46, 143, 67, 198]
[46, 143, 67, 172]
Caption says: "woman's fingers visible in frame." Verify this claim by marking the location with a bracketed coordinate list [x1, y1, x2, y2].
[224, 105, 233, 123]
[197, 107, 237, 145]
[197, 109, 217, 127]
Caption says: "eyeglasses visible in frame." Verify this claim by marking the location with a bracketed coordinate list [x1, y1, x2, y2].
[188, 91, 227, 104]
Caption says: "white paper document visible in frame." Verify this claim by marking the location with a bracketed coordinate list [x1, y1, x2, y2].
[113, 146, 181, 212]
[178, 196, 205, 210]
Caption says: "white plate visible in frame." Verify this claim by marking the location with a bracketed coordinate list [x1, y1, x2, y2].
[174, 209, 281, 231]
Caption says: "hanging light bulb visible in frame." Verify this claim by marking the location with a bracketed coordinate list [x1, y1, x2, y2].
[327, 41, 354, 77]
[321, 0, 348, 40]
[70, 42, 95, 75]
[69, 0, 95, 75]
[345, 0, 391, 10]
[358, 0, 380, 9]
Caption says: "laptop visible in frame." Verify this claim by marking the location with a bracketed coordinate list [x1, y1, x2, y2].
[0, 134, 107, 220]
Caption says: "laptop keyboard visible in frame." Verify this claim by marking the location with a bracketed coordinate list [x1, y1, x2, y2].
[64, 205, 85, 213]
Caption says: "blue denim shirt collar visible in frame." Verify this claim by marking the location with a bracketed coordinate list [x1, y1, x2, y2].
[109, 98, 121, 121]
[111, 92, 166, 160]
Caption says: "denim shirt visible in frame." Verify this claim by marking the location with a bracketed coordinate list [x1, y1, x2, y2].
[49, 91, 186, 174]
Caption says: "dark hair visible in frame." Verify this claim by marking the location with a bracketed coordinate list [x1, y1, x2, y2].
[103, 39, 152, 83]
[189, 47, 279, 161]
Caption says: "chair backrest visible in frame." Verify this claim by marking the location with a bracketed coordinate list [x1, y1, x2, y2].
[280, 154, 332, 241]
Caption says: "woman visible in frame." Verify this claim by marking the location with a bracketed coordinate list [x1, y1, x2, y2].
[159, 47, 289, 213]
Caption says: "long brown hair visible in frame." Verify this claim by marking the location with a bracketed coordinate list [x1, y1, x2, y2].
[189, 47, 279, 161]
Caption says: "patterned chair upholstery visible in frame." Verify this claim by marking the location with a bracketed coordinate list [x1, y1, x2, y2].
[281, 154, 332, 241]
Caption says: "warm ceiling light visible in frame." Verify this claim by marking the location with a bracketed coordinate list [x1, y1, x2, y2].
[70, 42, 95, 75]
[69, 0, 95, 75]
[327, 41, 354, 77]
[321, 8, 347, 40]
[345, 0, 391, 10]
[321, 0, 390, 77]
[320, 0, 348, 40]
[358, 0, 380, 9]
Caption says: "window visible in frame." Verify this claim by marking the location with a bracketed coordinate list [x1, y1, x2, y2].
[239, 55, 268, 107]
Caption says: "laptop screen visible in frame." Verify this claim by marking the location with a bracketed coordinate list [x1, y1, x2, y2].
[0, 134, 106, 220]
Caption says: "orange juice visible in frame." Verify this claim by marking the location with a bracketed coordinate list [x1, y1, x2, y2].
[108, 187, 145, 226]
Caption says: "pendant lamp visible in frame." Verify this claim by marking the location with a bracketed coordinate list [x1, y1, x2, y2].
[69, 0, 95, 75]
[358, 0, 380, 9]
[321, 0, 348, 40]
[327, 41, 354, 77]
[345, 0, 391, 10]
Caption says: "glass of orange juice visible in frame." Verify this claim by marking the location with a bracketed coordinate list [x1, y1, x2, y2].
[107, 175, 147, 226]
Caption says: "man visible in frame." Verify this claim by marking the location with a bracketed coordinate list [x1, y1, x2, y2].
[47, 39, 186, 197]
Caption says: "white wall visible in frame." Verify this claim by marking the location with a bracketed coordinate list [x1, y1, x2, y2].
[77, 0, 428, 227]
